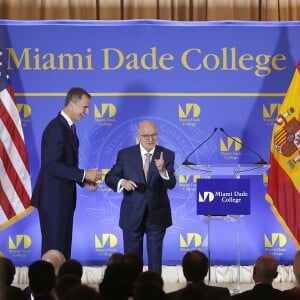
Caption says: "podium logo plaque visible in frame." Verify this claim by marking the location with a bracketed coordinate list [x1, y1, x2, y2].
[197, 178, 250, 215]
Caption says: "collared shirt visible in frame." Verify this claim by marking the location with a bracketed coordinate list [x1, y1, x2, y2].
[60, 110, 85, 182]
[140, 144, 155, 165]
[117, 145, 169, 192]
[60, 110, 73, 127]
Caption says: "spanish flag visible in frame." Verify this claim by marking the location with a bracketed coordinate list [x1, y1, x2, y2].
[266, 60, 300, 247]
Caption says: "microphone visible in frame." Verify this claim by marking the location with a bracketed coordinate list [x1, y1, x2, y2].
[219, 128, 267, 164]
[182, 128, 218, 165]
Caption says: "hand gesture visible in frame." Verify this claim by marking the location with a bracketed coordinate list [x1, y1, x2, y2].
[154, 152, 165, 173]
[121, 179, 138, 191]
[85, 168, 101, 183]
[84, 181, 98, 192]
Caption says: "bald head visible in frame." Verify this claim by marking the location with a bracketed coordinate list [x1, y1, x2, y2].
[253, 255, 278, 284]
[137, 120, 158, 152]
[42, 249, 66, 275]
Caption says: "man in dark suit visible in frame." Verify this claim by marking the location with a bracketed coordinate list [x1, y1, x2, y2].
[0, 257, 26, 300]
[105, 120, 176, 274]
[283, 250, 300, 299]
[228, 254, 293, 300]
[167, 250, 230, 300]
[31, 87, 101, 259]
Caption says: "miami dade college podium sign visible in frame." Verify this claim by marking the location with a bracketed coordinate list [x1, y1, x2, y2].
[197, 178, 251, 216]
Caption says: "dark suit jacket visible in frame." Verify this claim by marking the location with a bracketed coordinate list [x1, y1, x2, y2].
[284, 287, 300, 300]
[228, 283, 294, 300]
[105, 144, 176, 230]
[167, 282, 230, 300]
[31, 113, 84, 214]
[0, 286, 26, 300]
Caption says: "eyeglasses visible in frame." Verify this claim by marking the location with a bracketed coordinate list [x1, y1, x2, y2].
[139, 134, 158, 140]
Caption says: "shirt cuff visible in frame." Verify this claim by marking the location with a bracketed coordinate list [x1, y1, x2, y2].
[117, 179, 125, 192]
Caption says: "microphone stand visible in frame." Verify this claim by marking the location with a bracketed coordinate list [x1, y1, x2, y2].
[182, 128, 218, 165]
[219, 128, 267, 165]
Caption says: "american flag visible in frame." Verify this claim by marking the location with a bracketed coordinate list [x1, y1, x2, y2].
[0, 49, 32, 229]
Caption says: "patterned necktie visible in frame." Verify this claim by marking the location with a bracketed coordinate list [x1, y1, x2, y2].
[144, 153, 151, 180]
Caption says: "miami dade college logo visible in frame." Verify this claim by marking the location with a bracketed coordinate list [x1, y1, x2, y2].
[273, 106, 300, 169]
[264, 233, 287, 256]
[198, 191, 214, 202]
[263, 103, 281, 126]
[17, 103, 31, 126]
[9, 235, 32, 257]
[178, 103, 200, 126]
[180, 233, 202, 248]
[94, 103, 116, 127]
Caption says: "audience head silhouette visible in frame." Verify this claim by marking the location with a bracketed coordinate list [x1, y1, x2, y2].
[123, 252, 144, 281]
[99, 262, 135, 300]
[28, 260, 56, 298]
[58, 259, 83, 280]
[0, 257, 27, 300]
[55, 274, 81, 300]
[182, 250, 209, 282]
[63, 284, 101, 300]
[42, 249, 66, 275]
[253, 254, 278, 284]
[106, 252, 124, 266]
[135, 270, 164, 289]
[134, 280, 166, 300]
[0, 257, 16, 286]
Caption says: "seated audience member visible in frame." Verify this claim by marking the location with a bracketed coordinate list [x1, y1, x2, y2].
[134, 280, 167, 300]
[0, 257, 26, 300]
[41, 249, 66, 275]
[57, 259, 83, 281]
[23, 253, 62, 299]
[63, 284, 101, 300]
[102, 251, 143, 298]
[123, 252, 144, 287]
[106, 252, 124, 266]
[284, 249, 300, 299]
[55, 274, 81, 300]
[134, 270, 165, 300]
[167, 250, 229, 300]
[135, 270, 164, 289]
[227, 254, 294, 299]
[99, 262, 135, 300]
[177, 284, 208, 300]
[26, 260, 56, 300]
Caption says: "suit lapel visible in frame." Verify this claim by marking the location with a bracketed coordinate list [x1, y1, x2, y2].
[147, 146, 160, 182]
[58, 114, 79, 154]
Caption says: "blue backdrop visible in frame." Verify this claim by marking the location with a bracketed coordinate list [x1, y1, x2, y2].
[0, 20, 299, 266]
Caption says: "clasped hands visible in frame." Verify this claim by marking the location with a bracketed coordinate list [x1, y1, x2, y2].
[84, 168, 102, 192]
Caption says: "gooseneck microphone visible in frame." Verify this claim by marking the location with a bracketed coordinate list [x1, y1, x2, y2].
[182, 128, 218, 165]
[219, 127, 267, 164]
